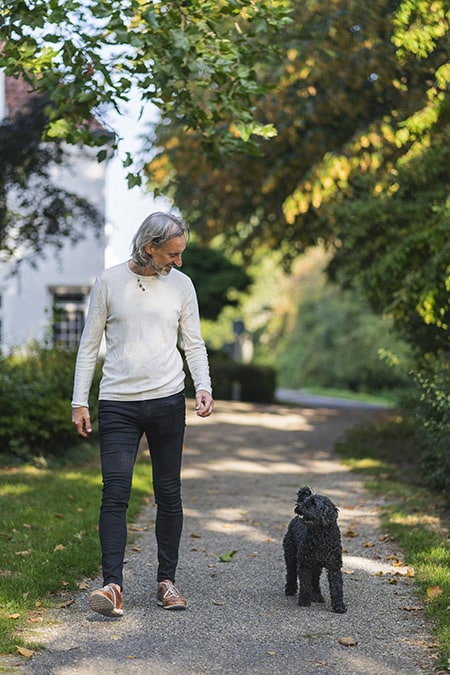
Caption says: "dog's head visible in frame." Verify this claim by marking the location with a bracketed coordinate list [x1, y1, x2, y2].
[294, 486, 339, 528]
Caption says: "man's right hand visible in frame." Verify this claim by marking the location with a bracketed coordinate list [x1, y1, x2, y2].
[72, 406, 92, 438]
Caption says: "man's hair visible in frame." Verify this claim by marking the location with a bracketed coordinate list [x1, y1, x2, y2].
[130, 212, 190, 267]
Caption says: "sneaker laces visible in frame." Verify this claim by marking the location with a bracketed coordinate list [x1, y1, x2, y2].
[161, 581, 181, 599]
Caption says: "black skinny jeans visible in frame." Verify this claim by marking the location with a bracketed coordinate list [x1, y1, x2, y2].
[97, 392, 186, 589]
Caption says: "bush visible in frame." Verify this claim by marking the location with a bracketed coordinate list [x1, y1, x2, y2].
[0, 346, 100, 462]
[413, 354, 450, 496]
[184, 350, 277, 403]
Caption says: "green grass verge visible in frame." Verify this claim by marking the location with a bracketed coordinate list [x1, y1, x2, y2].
[0, 452, 152, 656]
[300, 386, 398, 407]
[335, 411, 450, 670]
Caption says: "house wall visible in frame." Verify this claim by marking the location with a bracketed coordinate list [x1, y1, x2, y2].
[0, 76, 108, 351]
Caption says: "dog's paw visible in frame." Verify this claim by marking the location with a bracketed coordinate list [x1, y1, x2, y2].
[332, 603, 347, 614]
[312, 593, 325, 603]
[285, 586, 297, 596]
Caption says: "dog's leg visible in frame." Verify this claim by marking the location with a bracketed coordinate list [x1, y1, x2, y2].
[283, 531, 298, 595]
[297, 566, 313, 606]
[327, 569, 347, 613]
[311, 565, 325, 603]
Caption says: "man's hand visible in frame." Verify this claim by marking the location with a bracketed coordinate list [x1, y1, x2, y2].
[195, 390, 214, 417]
[72, 406, 92, 437]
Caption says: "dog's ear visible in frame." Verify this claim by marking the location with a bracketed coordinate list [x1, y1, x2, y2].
[320, 498, 339, 527]
[296, 486, 313, 503]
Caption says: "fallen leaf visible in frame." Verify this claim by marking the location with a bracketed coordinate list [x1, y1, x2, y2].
[54, 513, 65, 519]
[27, 617, 43, 623]
[57, 599, 75, 608]
[400, 605, 424, 611]
[78, 581, 91, 590]
[266, 651, 277, 655]
[212, 600, 225, 606]
[53, 544, 66, 552]
[131, 546, 142, 552]
[22, 523, 31, 529]
[218, 550, 238, 563]
[339, 636, 358, 647]
[15, 550, 30, 556]
[16, 646, 34, 658]
[342, 569, 354, 575]
[344, 529, 358, 538]
[190, 532, 201, 539]
[363, 541, 375, 548]
[426, 585, 443, 599]
[7, 613, 20, 619]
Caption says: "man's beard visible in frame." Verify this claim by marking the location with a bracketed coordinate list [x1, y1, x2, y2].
[147, 257, 172, 276]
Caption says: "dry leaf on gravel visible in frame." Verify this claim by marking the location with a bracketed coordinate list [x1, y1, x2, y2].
[339, 636, 358, 647]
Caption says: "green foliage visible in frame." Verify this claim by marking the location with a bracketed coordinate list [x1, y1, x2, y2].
[412, 354, 450, 493]
[0, 96, 102, 264]
[336, 415, 450, 667]
[0, 0, 291, 162]
[276, 285, 412, 393]
[0, 346, 101, 462]
[183, 349, 276, 403]
[145, 0, 449, 361]
[182, 243, 251, 321]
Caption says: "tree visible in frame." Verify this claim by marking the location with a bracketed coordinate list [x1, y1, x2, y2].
[182, 244, 251, 321]
[0, 0, 291, 171]
[0, 94, 102, 266]
[144, 0, 449, 358]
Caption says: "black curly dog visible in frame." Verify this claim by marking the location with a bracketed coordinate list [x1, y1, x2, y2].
[283, 486, 347, 613]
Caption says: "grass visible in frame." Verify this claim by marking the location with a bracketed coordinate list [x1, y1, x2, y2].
[297, 385, 398, 407]
[335, 411, 450, 670]
[0, 450, 152, 656]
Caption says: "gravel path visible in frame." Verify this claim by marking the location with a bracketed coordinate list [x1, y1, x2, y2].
[9, 400, 439, 674]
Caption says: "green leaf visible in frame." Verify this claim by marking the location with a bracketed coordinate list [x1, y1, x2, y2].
[218, 550, 238, 563]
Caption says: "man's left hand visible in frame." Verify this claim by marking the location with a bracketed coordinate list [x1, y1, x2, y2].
[195, 390, 214, 417]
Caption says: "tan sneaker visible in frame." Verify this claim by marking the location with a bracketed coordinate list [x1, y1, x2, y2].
[157, 580, 187, 610]
[89, 583, 123, 617]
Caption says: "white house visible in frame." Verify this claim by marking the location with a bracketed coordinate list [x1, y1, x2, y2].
[0, 71, 108, 351]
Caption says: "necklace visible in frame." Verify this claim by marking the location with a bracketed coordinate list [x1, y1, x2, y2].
[137, 278, 146, 292]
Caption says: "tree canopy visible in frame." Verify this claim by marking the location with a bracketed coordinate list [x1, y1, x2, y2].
[0, 0, 291, 167]
[144, 0, 449, 358]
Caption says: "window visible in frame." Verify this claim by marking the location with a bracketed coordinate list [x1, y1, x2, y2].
[49, 286, 90, 349]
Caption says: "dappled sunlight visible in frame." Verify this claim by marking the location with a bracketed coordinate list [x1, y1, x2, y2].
[186, 400, 338, 432]
[183, 453, 348, 479]
[344, 554, 413, 577]
[0, 483, 33, 496]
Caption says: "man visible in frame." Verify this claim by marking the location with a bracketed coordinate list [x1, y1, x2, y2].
[72, 211, 213, 616]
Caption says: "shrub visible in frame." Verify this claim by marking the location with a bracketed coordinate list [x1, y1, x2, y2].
[413, 354, 450, 496]
[0, 346, 100, 462]
[184, 350, 277, 403]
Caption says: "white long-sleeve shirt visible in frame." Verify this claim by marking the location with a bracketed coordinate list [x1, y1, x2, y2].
[71, 261, 212, 407]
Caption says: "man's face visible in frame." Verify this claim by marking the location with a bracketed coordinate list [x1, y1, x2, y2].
[144, 234, 187, 276]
